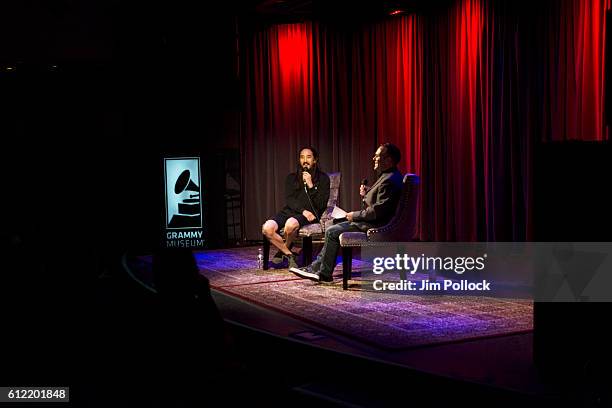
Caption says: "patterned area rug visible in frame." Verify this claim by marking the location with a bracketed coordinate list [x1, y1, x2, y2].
[194, 247, 302, 286]
[192, 247, 533, 350]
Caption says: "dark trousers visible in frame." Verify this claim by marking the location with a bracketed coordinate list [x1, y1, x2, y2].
[312, 221, 362, 279]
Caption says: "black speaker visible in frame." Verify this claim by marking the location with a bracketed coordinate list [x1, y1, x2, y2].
[534, 141, 611, 241]
[202, 148, 242, 248]
[533, 141, 612, 384]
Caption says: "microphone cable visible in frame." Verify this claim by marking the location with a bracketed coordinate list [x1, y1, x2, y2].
[304, 183, 320, 220]
[302, 168, 321, 223]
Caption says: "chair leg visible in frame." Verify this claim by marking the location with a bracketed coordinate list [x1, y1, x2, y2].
[262, 235, 270, 270]
[342, 247, 352, 290]
[302, 236, 313, 266]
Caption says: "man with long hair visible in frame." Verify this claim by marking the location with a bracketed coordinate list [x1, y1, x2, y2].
[262, 147, 330, 269]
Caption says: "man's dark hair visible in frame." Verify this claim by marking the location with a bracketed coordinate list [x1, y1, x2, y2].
[299, 146, 319, 161]
[381, 143, 401, 165]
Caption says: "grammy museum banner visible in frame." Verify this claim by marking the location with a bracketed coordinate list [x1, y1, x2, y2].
[162, 157, 205, 249]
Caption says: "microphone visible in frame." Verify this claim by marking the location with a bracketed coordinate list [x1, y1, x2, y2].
[302, 166, 310, 186]
[360, 178, 368, 209]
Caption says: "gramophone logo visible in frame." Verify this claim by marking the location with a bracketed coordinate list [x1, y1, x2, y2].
[164, 157, 202, 229]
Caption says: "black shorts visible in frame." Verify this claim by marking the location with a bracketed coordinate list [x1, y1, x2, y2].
[270, 209, 312, 231]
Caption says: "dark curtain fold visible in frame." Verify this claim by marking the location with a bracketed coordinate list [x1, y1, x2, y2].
[241, 0, 608, 242]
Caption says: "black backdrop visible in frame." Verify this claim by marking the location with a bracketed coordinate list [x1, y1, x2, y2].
[1, 0, 242, 389]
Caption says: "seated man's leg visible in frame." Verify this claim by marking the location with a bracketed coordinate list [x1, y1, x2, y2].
[316, 221, 361, 280]
[262, 219, 293, 256]
[282, 217, 301, 268]
[283, 217, 300, 250]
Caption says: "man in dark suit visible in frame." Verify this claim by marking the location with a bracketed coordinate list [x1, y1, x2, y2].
[290, 143, 403, 282]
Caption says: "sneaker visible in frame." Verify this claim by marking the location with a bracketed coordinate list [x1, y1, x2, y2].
[285, 253, 299, 270]
[319, 275, 334, 284]
[289, 266, 333, 283]
[271, 250, 284, 265]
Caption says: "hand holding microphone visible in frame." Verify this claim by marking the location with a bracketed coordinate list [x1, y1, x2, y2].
[302, 167, 313, 188]
[360, 178, 368, 210]
[359, 178, 369, 197]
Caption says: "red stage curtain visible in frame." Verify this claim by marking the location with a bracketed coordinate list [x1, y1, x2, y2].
[420, 0, 533, 241]
[542, 0, 609, 141]
[242, 22, 354, 240]
[351, 16, 424, 236]
[241, 0, 608, 242]
[243, 23, 312, 240]
[427, 0, 487, 241]
[243, 18, 422, 240]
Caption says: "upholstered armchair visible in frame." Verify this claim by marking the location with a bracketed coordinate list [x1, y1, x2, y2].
[339, 174, 419, 289]
[263, 172, 341, 269]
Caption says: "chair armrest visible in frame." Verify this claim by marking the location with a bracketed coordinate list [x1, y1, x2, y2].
[366, 221, 404, 241]
[319, 206, 335, 232]
[367, 225, 392, 241]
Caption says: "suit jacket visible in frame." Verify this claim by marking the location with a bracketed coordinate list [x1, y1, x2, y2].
[350, 167, 403, 231]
